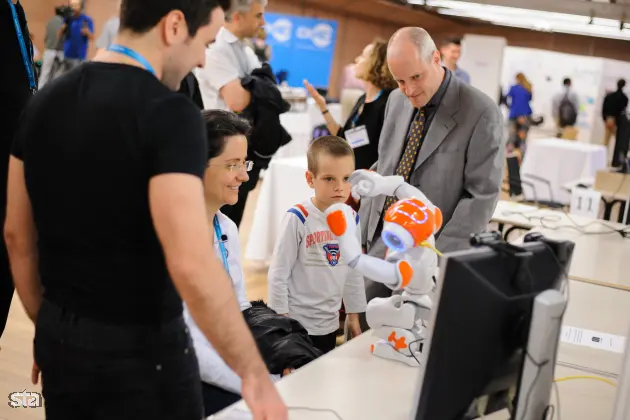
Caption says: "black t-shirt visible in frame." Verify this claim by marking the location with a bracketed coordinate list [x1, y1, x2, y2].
[337, 89, 392, 170]
[12, 63, 207, 325]
[1, 0, 33, 223]
[0, 0, 32, 103]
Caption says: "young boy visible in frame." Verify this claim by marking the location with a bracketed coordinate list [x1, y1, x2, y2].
[268, 136, 367, 354]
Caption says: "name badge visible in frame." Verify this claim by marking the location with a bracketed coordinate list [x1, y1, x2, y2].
[345, 126, 370, 149]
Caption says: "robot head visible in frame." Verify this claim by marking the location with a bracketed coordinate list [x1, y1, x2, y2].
[381, 198, 443, 252]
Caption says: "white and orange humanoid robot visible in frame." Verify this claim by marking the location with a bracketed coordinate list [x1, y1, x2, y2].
[325, 170, 442, 367]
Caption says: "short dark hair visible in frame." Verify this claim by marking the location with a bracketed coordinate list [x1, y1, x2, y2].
[120, 0, 231, 36]
[440, 36, 462, 48]
[307, 136, 354, 175]
[618, 79, 626, 90]
[201, 110, 251, 160]
[563, 78, 571, 86]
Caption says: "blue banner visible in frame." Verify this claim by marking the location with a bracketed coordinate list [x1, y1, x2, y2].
[264, 13, 338, 89]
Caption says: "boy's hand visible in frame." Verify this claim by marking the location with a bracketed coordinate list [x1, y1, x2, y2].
[348, 313, 362, 338]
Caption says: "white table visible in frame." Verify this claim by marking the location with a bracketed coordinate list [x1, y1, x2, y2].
[520, 138, 607, 204]
[530, 225, 630, 291]
[245, 157, 311, 261]
[491, 201, 630, 291]
[212, 280, 627, 420]
[491, 200, 624, 237]
[212, 331, 421, 420]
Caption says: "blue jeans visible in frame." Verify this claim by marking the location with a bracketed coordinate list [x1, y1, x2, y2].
[34, 300, 203, 420]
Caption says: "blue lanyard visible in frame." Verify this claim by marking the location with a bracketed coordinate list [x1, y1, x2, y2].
[107, 44, 156, 76]
[213, 216, 230, 275]
[7, 0, 36, 93]
[351, 90, 382, 127]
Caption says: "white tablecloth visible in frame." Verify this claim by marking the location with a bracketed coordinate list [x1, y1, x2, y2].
[520, 138, 607, 204]
[245, 156, 311, 261]
[275, 104, 343, 159]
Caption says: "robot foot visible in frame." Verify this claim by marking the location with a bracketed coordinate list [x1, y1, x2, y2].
[370, 340, 423, 367]
[372, 327, 423, 350]
[370, 328, 425, 367]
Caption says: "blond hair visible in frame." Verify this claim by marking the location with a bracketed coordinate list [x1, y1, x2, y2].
[307, 136, 354, 175]
[516, 73, 532, 93]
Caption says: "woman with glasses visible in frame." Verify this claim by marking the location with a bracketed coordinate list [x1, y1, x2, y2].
[182, 110, 274, 416]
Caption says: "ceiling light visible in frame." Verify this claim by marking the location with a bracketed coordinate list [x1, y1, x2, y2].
[407, 0, 630, 40]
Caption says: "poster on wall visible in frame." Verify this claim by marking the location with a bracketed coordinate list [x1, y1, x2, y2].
[264, 13, 338, 88]
[501, 46, 603, 142]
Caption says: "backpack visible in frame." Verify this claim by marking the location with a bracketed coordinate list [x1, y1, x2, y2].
[558, 94, 578, 127]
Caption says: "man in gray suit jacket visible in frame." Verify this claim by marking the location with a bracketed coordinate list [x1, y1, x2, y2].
[357, 27, 505, 329]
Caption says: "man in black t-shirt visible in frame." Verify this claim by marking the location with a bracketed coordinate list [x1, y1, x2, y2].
[5, 1, 287, 419]
[0, 0, 34, 341]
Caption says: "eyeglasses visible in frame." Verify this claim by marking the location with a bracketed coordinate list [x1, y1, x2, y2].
[208, 160, 254, 172]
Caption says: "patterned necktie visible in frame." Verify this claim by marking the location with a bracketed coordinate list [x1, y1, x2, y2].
[383, 108, 426, 213]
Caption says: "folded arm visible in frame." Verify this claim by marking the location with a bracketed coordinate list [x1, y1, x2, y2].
[203, 48, 251, 112]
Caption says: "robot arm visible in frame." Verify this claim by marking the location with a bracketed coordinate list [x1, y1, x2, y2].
[349, 171, 405, 200]
[349, 170, 435, 210]
[325, 204, 413, 290]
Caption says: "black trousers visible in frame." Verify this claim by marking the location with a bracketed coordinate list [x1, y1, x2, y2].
[202, 382, 241, 417]
[309, 331, 337, 354]
[221, 165, 262, 227]
[0, 104, 22, 340]
[34, 300, 203, 420]
[0, 241, 12, 339]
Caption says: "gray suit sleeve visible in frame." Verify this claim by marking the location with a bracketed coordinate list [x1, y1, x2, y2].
[436, 104, 506, 252]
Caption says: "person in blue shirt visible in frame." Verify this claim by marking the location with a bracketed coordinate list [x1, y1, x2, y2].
[506, 72, 533, 154]
[57, 0, 93, 73]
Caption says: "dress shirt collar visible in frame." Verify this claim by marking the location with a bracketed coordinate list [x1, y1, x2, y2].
[424, 66, 451, 111]
[218, 26, 240, 44]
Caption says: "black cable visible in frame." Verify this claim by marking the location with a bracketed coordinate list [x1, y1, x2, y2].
[288, 406, 344, 419]
[517, 353, 549, 420]
[543, 403, 555, 420]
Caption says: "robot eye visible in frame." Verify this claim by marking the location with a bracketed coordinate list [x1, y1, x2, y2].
[383, 231, 405, 253]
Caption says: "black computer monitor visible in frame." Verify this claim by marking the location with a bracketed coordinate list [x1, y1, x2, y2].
[411, 232, 574, 420]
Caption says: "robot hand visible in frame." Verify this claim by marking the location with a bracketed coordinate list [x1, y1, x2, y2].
[349, 170, 405, 201]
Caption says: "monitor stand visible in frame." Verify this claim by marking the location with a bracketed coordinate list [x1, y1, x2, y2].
[513, 289, 567, 420]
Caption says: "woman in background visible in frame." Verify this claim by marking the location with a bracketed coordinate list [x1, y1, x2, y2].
[303, 39, 397, 170]
[506, 72, 533, 154]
